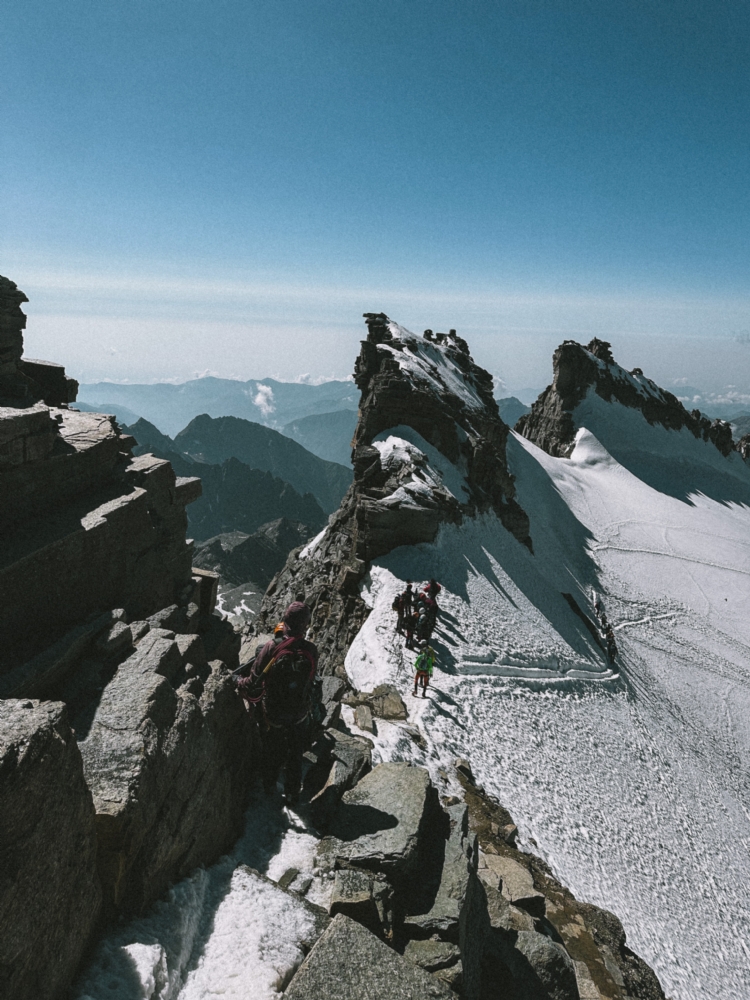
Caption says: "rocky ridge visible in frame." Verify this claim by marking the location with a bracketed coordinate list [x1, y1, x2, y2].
[516, 337, 734, 459]
[258, 314, 531, 675]
[1, 285, 671, 1000]
[0, 277, 256, 1000]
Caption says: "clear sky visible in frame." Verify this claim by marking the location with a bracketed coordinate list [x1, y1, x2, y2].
[2, 1, 749, 394]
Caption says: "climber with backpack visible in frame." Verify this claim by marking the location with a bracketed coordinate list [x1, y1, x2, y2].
[236, 601, 318, 804]
[392, 581, 414, 637]
[413, 643, 436, 697]
[414, 589, 438, 642]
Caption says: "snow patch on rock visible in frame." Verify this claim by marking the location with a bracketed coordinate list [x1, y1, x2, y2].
[373, 424, 470, 501]
[379, 321, 487, 413]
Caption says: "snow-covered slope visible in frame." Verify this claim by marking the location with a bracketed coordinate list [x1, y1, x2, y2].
[346, 416, 750, 1000]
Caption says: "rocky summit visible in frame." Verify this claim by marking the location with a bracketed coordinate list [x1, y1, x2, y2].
[258, 314, 531, 675]
[516, 336, 735, 459]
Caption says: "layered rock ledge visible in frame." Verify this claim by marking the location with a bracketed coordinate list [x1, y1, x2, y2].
[0, 275, 254, 1000]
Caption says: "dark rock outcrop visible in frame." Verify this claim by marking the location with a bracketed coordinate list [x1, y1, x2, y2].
[737, 433, 750, 462]
[284, 913, 454, 1000]
[0, 700, 101, 1000]
[193, 518, 312, 587]
[0, 275, 77, 407]
[259, 315, 530, 675]
[73, 627, 253, 918]
[516, 337, 734, 459]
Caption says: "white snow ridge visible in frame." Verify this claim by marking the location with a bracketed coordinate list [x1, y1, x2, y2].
[347, 422, 750, 1000]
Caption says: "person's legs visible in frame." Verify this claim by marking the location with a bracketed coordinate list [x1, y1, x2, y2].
[261, 724, 286, 795]
[405, 619, 415, 648]
[283, 718, 310, 802]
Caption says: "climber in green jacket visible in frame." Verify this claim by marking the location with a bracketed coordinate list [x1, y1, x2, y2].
[413, 644, 436, 698]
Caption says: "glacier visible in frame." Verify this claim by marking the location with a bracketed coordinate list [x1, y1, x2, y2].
[346, 416, 750, 1000]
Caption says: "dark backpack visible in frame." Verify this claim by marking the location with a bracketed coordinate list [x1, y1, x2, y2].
[262, 637, 316, 726]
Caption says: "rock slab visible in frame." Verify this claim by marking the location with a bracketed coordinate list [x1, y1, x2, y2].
[78, 633, 253, 917]
[317, 762, 439, 895]
[0, 700, 101, 1000]
[284, 913, 454, 999]
[405, 804, 488, 1000]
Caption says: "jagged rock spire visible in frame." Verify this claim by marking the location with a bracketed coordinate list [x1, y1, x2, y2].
[0, 274, 78, 407]
[516, 338, 734, 459]
[259, 314, 530, 676]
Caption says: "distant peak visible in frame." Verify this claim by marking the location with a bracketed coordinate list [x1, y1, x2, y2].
[517, 338, 734, 460]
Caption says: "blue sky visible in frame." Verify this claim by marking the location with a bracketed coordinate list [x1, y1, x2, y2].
[2, 1, 749, 391]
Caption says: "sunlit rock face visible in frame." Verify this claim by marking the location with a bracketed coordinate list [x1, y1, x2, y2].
[259, 313, 530, 675]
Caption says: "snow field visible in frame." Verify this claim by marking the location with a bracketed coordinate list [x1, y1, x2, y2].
[74, 795, 320, 1000]
[373, 425, 471, 503]
[343, 420, 750, 1000]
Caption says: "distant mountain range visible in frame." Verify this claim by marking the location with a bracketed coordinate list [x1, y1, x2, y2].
[172, 414, 351, 513]
[497, 396, 530, 428]
[282, 409, 358, 466]
[77, 378, 537, 471]
[75, 400, 143, 425]
[193, 518, 310, 588]
[124, 417, 329, 541]
[79, 375, 359, 437]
